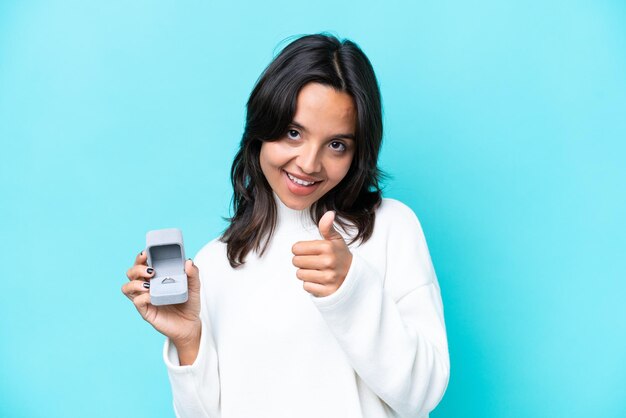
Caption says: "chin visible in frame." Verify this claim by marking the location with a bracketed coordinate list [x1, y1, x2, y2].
[282, 197, 313, 210]
[274, 189, 318, 210]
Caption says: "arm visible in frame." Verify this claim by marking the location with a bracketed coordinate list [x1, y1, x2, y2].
[311, 206, 449, 417]
[163, 258, 221, 418]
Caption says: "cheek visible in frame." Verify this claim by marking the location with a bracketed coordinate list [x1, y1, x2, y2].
[259, 144, 270, 177]
[260, 143, 279, 179]
[260, 141, 291, 170]
[327, 154, 354, 184]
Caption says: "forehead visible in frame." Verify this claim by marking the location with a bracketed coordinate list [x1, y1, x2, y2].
[293, 83, 356, 134]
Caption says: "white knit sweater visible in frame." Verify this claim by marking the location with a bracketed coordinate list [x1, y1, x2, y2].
[163, 196, 449, 418]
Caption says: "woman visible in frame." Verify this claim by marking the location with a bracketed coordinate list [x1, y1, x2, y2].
[123, 33, 449, 418]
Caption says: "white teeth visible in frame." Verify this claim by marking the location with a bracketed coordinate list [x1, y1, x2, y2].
[286, 172, 316, 186]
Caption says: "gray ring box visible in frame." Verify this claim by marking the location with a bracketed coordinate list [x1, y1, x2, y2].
[145, 228, 188, 306]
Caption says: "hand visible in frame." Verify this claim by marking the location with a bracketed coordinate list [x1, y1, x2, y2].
[292, 211, 353, 297]
[122, 251, 201, 350]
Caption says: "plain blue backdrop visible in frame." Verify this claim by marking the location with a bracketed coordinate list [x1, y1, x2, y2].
[1, 1, 625, 417]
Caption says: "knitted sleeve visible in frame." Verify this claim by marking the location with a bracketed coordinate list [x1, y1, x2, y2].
[310, 200, 450, 417]
[162, 253, 221, 418]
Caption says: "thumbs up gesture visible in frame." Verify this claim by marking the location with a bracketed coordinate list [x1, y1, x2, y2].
[292, 211, 353, 297]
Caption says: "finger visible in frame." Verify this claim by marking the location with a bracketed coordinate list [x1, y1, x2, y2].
[302, 281, 327, 297]
[133, 292, 152, 317]
[126, 264, 156, 281]
[295, 268, 326, 284]
[292, 255, 332, 270]
[121, 279, 150, 300]
[318, 211, 343, 241]
[134, 250, 148, 267]
[292, 240, 330, 256]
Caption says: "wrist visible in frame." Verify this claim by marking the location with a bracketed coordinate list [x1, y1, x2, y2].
[172, 319, 201, 348]
[172, 320, 202, 365]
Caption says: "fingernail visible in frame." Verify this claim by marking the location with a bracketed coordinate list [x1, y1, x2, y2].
[143, 282, 150, 289]
[139, 250, 144, 256]
[147, 267, 154, 274]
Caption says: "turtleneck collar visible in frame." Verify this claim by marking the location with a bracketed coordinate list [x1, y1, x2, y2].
[273, 192, 319, 233]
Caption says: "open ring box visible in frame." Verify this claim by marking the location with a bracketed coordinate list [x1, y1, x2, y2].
[145, 228, 188, 306]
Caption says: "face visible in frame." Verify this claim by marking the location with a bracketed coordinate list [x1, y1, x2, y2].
[260, 82, 357, 210]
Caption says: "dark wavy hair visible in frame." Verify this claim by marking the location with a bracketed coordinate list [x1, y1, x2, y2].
[220, 33, 384, 268]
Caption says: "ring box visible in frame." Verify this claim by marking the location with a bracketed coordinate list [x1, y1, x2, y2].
[145, 228, 188, 306]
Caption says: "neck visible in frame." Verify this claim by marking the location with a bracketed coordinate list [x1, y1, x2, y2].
[273, 192, 318, 233]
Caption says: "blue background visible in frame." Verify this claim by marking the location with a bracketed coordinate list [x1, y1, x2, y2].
[1, 1, 625, 417]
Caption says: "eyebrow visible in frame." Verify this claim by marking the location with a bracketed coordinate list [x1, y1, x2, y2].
[290, 120, 356, 141]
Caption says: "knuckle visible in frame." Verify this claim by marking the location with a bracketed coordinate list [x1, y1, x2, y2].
[131, 265, 143, 279]
[323, 256, 334, 269]
[133, 293, 148, 308]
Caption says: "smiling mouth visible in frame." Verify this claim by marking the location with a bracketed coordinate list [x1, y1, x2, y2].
[284, 171, 321, 187]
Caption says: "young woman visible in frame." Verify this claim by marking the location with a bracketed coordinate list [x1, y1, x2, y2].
[123, 33, 449, 418]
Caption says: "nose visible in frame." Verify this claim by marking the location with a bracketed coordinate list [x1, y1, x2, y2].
[296, 143, 322, 174]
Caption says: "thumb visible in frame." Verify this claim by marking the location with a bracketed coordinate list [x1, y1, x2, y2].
[184, 259, 200, 292]
[318, 211, 343, 241]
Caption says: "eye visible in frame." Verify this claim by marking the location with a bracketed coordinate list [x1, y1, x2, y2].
[329, 141, 347, 152]
[286, 129, 300, 140]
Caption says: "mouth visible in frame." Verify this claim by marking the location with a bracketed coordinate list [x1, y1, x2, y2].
[284, 171, 321, 186]
[282, 170, 323, 196]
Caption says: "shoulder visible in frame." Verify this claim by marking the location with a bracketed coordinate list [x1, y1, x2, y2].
[377, 197, 418, 218]
[367, 198, 431, 252]
[374, 198, 438, 290]
[192, 236, 228, 270]
[337, 198, 425, 244]
[375, 198, 424, 232]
